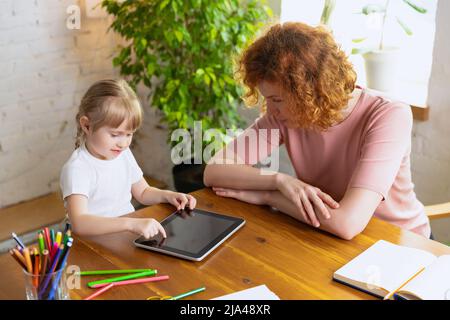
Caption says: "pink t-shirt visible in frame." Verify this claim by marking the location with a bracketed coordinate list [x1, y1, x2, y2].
[228, 88, 431, 237]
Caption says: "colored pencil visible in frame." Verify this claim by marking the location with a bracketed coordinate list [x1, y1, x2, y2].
[33, 248, 40, 288]
[12, 248, 26, 267]
[48, 242, 57, 260]
[22, 248, 33, 274]
[169, 287, 206, 300]
[50, 229, 55, 247]
[56, 241, 72, 271]
[40, 250, 49, 282]
[9, 249, 27, 269]
[63, 230, 72, 246]
[39, 245, 63, 296]
[63, 222, 71, 234]
[79, 269, 156, 276]
[11, 232, 26, 250]
[87, 270, 157, 288]
[43, 228, 51, 252]
[383, 267, 425, 300]
[92, 275, 170, 288]
[38, 233, 45, 254]
[48, 242, 73, 300]
[55, 232, 62, 246]
[83, 283, 114, 300]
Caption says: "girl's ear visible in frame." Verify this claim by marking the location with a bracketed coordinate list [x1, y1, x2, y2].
[79, 116, 91, 135]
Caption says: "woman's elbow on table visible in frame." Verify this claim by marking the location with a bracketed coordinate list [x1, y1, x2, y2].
[326, 210, 369, 241]
[203, 164, 213, 187]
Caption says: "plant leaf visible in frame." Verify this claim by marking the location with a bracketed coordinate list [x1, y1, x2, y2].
[402, 0, 427, 14]
[396, 17, 413, 35]
[361, 4, 385, 15]
[351, 47, 371, 55]
[352, 38, 367, 43]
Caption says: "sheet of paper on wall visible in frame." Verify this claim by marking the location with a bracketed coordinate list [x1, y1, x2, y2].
[211, 285, 280, 300]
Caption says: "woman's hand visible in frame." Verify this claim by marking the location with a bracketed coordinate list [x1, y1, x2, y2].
[275, 173, 339, 227]
[164, 191, 197, 211]
[129, 218, 167, 239]
[212, 187, 269, 206]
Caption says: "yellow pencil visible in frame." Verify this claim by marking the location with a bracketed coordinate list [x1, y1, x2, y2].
[55, 232, 62, 246]
[383, 267, 425, 300]
[23, 248, 33, 274]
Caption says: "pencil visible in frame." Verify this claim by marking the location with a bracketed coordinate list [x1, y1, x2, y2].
[55, 232, 62, 246]
[38, 233, 45, 254]
[169, 286, 206, 300]
[83, 283, 115, 300]
[50, 229, 55, 247]
[63, 222, 71, 234]
[22, 248, 33, 274]
[12, 248, 27, 267]
[11, 232, 26, 250]
[63, 230, 72, 246]
[29, 250, 35, 268]
[39, 246, 63, 296]
[87, 270, 157, 288]
[48, 242, 73, 300]
[33, 248, 40, 288]
[56, 241, 72, 271]
[383, 267, 425, 300]
[43, 228, 51, 252]
[78, 269, 156, 276]
[50, 242, 59, 261]
[40, 250, 49, 281]
[9, 249, 27, 270]
[92, 275, 169, 288]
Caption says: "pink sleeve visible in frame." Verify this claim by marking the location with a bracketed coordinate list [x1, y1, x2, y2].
[224, 114, 283, 165]
[348, 103, 413, 200]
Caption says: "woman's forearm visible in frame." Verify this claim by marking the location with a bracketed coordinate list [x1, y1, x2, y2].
[265, 190, 359, 240]
[203, 164, 279, 190]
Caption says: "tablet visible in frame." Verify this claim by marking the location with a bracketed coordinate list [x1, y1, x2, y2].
[134, 208, 245, 261]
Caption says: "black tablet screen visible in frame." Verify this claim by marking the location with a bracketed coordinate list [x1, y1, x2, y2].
[136, 209, 240, 255]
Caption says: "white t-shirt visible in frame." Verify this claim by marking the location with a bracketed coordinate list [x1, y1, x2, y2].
[60, 143, 143, 217]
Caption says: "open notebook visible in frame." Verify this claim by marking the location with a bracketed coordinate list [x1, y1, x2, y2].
[333, 240, 450, 300]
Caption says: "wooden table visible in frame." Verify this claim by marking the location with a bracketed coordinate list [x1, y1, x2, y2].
[1, 188, 449, 300]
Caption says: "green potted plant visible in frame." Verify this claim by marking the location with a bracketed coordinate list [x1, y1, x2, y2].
[352, 0, 427, 92]
[102, 0, 271, 192]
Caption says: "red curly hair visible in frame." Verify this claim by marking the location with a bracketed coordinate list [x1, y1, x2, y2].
[237, 22, 357, 130]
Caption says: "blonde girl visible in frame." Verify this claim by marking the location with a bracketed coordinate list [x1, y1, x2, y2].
[60, 79, 196, 238]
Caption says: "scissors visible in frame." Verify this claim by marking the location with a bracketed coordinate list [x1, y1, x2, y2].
[147, 286, 205, 300]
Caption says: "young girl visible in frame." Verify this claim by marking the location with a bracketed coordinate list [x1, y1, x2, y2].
[60, 79, 196, 238]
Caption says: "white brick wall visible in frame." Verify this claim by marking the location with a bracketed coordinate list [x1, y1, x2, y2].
[0, 0, 122, 207]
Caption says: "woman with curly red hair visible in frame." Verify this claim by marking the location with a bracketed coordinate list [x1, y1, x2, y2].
[203, 22, 431, 240]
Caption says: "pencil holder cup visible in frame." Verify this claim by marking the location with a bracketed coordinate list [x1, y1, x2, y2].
[23, 267, 70, 300]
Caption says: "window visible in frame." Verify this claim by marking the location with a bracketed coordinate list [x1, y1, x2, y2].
[280, 0, 437, 109]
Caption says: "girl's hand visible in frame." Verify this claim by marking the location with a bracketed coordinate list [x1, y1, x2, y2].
[164, 191, 197, 211]
[129, 218, 167, 239]
[213, 187, 269, 206]
[275, 173, 339, 227]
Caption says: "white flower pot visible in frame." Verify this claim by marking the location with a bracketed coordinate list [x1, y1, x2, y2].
[363, 47, 399, 93]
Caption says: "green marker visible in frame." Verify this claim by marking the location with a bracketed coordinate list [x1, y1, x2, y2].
[87, 270, 157, 288]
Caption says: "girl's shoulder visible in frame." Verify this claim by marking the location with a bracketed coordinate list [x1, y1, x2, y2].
[61, 148, 94, 176]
